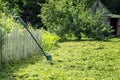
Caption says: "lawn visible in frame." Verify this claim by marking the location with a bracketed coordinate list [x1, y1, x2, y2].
[0, 38, 120, 80]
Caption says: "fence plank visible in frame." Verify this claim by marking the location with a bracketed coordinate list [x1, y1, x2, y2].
[1, 27, 42, 62]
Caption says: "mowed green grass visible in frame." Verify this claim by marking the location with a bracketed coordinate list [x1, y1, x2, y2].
[0, 38, 120, 80]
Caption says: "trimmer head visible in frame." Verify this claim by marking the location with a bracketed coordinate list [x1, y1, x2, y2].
[46, 54, 52, 61]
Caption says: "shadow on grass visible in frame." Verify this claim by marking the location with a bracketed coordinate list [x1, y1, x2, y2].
[0, 54, 44, 80]
[60, 37, 120, 43]
[60, 38, 105, 42]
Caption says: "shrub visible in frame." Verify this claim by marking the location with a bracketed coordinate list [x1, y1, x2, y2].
[41, 29, 60, 51]
[82, 11, 113, 40]
[41, 0, 112, 41]
[40, 0, 85, 40]
[0, 12, 22, 33]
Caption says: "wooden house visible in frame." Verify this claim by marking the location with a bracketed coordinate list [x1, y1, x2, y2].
[91, 0, 120, 35]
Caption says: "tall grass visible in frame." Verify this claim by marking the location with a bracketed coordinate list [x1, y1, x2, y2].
[41, 29, 60, 51]
[0, 13, 22, 33]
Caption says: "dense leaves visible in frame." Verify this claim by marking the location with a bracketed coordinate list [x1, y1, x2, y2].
[41, 0, 112, 40]
[6, 0, 46, 28]
[1, 0, 120, 28]
[42, 29, 60, 51]
[0, 0, 119, 40]
[41, 0, 85, 39]
[0, 0, 8, 12]
[0, 13, 22, 33]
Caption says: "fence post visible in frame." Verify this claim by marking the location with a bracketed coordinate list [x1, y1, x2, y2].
[0, 29, 2, 65]
[1, 27, 42, 62]
[0, 27, 4, 65]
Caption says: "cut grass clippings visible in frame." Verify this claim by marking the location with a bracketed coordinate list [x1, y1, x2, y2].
[0, 38, 120, 80]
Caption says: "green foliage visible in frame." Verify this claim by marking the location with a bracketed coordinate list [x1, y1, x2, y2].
[0, 0, 22, 33]
[41, 0, 112, 41]
[0, 0, 8, 12]
[81, 11, 113, 40]
[60, 32, 77, 41]
[6, 0, 46, 28]
[1, 0, 120, 29]
[41, 29, 60, 51]
[0, 12, 22, 33]
[41, 0, 85, 40]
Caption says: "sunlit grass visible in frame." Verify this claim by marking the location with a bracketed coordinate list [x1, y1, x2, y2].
[0, 38, 120, 80]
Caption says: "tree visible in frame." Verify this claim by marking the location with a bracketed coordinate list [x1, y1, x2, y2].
[0, 0, 8, 12]
[6, 0, 46, 28]
[41, 0, 85, 39]
[41, 0, 112, 40]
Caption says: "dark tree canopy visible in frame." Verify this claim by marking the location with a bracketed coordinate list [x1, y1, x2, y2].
[1, 0, 120, 29]
[7, 0, 46, 28]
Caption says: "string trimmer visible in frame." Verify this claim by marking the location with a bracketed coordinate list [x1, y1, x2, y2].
[18, 17, 52, 61]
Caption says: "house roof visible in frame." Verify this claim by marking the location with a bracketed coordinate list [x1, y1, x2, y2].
[91, 0, 111, 14]
[109, 14, 120, 18]
[91, 0, 120, 18]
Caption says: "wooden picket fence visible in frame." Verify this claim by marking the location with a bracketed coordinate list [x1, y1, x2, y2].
[0, 27, 42, 63]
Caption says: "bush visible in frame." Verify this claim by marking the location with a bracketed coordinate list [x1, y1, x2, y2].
[41, 29, 60, 51]
[41, 0, 112, 41]
[82, 11, 113, 40]
[0, 12, 22, 33]
[40, 0, 85, 40]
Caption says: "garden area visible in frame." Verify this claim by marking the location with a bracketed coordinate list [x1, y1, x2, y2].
[0, 0, 120, 80]
[0, 38, 120, 80]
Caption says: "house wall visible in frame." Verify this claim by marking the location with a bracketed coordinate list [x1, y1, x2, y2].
[110, 18, 120, 36]
[102, 17, 110, 25]
[91, 0, 111, 26]
[117, 19, 120, 35]
[91, 0, 120, 36]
